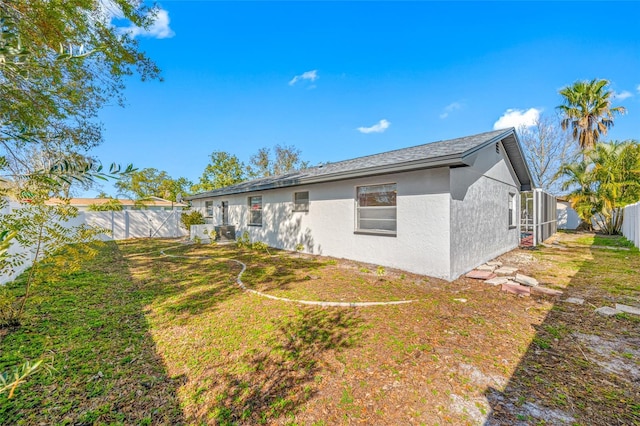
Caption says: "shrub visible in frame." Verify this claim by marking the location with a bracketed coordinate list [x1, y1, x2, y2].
[251, 241, 269, 253]
[180, 210, 205, 230]
[0, 287, 20, 327]
[236, 231, 251, 248]
[203, 229, 217, 244]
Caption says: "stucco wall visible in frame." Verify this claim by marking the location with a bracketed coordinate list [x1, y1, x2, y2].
[449, 142, 520, 279]
[191, 168, 453, 279]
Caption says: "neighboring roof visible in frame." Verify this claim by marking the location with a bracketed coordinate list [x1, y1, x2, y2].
[188, 128, 533, 200]
[48, 196, 187, 208]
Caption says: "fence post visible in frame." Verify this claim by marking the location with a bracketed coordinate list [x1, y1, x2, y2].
[125, 210, 129, 239]
[636, 203, 639, 248]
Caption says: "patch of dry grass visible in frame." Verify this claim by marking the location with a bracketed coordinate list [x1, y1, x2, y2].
[1, 234, 638, 425]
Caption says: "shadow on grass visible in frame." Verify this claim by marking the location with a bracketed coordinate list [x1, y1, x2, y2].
[234, 248, 327, 293]
[209, 307, 362, 425]
[122, 244, 244, 316]
[484, 245, 640, 425]
[0, 241, 187, 424]
[130, 241, 326, 304]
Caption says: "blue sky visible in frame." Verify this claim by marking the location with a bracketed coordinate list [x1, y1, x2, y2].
[89, 1, 640, 197]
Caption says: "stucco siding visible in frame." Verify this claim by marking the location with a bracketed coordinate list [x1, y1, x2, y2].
[449, 143, 520, 279]
[191, 168, 452, 279]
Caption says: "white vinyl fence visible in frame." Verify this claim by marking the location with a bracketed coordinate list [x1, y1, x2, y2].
[622, 202, 640, 249]
[78, 210, 187, 240]
[1, 202, 187, 284]
[1, 200, 32, 285]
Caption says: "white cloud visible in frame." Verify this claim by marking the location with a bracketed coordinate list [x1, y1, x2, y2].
[637, 84, 640, 94]
[439, 101, 463, 119]
[613, 90, 633, 101]
[289, 70, 318, 86]
[119, 8, 175, 39]
[357, 119, 391, 134]
[493, 108, 541, 130]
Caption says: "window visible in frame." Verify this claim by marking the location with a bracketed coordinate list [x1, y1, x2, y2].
[248, 196, 262, 226]
[356, 184, 397, 235]
[293, 191, 309, 212]
[205, 201, 214, 218]
[508, 192, 516, 228]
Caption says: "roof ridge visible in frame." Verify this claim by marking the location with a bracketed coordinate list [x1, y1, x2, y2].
[305, 128, 510, 171]
[187, 128, 522, 200]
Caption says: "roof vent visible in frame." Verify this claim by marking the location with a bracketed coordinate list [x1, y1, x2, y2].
[495, 142, 500, 154]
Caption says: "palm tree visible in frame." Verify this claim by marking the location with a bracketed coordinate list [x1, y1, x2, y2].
[559, 141, 640, 234]
[558, 160, 597, 230]
[589, 141, 640, 234]
[557, 79, 626, 151]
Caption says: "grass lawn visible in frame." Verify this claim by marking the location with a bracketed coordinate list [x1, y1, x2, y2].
[0, 233, 638, 425]
[560, 231, 637, 249]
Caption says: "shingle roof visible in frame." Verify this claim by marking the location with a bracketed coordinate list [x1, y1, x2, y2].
[188, 128, 533, 200]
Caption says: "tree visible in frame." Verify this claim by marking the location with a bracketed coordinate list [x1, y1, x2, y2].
[248, 147, 271, 178]
[248, 144, 310, 178]
[0, 0, 160, 397]
[557, 160, 596, 230]
[191, 152, 246, 193]
[559, 140, 640, 234]
[0, 1, 160, 191]
[557, 79, 626, 151]
[115, 168, 192, 201]
[518, 114, 577, 194]
[589, 141, 640, 233]
[0, 156, 135, 399]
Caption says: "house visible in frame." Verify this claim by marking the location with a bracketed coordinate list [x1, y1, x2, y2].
[47, 196, 187, 211]
[187, 128, 533, 281]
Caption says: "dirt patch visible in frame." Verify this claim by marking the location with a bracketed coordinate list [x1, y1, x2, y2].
[486, 392, 576, 425]
[573, 332, 640, 380]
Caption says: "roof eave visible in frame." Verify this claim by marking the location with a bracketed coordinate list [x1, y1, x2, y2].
[460, 128, 534, 191]
[186, 155, 466, 200]
[507, 130, 535, 191]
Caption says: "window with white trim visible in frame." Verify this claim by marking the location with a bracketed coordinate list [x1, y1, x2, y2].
[293, 191, 309, 212]
[356, 184, 397, 235]
[508, 192, 516, 228]
[248, 196, 262, 226]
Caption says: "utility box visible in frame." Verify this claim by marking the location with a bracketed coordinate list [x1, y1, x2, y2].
[214, 225, 236, 242]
